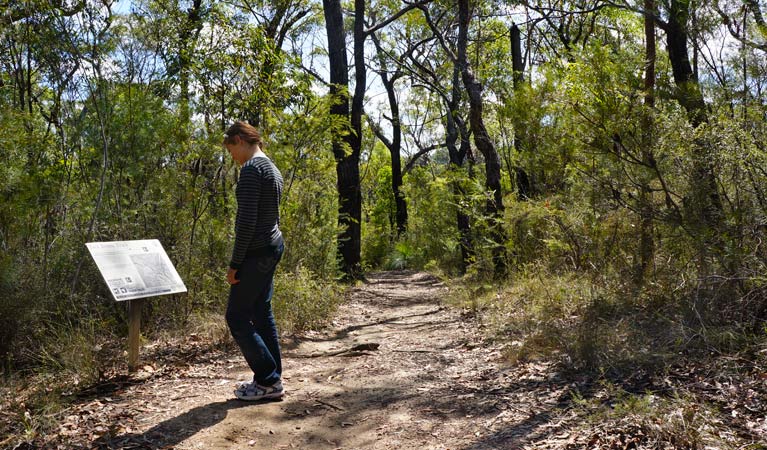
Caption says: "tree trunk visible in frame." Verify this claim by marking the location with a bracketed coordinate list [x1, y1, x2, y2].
[510, 23, 531, 199]
[178, 0, 203, 140]
[665, 0, 706, 127]
[664, 0, 723, 238]
[445, 64, 473, 271]
[458, 0, 506, 277]
[637, 0, 656, 284]
[510, 23, 524, 87]
[370, 34, 408, 235]
[323, 0, 362, 279]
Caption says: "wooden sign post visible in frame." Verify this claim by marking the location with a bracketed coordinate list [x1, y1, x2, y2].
[85, 240, 187, 373]
[127, 298, 146, 372]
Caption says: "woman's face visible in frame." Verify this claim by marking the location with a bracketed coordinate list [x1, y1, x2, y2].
[224, 136, 250, 165]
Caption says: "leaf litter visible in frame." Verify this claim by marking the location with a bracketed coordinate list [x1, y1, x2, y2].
[1, 270, 765, 449]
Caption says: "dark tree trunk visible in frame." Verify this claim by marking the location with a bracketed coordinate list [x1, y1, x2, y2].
[323, 0, 362, 279]
[665, 0, 706, 127]
[446, 64, 474, 271]
[637, 0, 656, 284]
[510, 23, 531, 199]
[390, 113, 408, 236]
[510, 24, 524, 87]
[662, 0, 723, 235]
[178, 0, 203, 137]
[458, 0, 506, 278]
[370, 34, 408, 235]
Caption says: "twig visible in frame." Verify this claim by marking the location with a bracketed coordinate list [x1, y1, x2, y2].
[170, 394, 200, 401]
[292, 343, 381, 358]
[391, 349, 435, 353]
[315, 400, 345, 411]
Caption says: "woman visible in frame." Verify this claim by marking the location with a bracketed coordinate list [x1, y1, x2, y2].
[223, 121, 285, 400]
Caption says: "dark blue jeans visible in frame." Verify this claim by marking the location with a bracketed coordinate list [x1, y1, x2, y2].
[225, 241, 284, 386]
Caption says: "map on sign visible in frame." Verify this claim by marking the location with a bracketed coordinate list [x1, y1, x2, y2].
[86, 240, 187, 301]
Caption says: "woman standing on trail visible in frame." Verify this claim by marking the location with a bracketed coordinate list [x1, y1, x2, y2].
[223, 121, 285, 401]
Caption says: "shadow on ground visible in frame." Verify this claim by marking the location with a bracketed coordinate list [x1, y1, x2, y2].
[92, 399, 257, 449]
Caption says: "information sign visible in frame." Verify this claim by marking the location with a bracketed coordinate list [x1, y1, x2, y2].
[86, 239, 187, 301]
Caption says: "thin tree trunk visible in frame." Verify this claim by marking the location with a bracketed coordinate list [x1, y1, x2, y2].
[370, 33, 407, 235]
[510, 23, 531, 199]
[637, 0, 656, 284]
[178, 0, 203, 140]
[446, 64, 473, 271]
[458, 0, 506, 278]
[323, 0, 362, 279]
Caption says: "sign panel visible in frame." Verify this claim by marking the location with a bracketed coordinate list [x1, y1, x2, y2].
[86, 239, 187, 301]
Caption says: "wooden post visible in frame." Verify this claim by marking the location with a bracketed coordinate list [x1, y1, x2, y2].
[127, 298, 145, 372]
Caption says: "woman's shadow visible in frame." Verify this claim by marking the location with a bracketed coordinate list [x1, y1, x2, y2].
[92, 398, 271, 449]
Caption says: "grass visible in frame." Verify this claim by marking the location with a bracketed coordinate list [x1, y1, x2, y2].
[0, 267, 346, 448]
[273, 266, 344, 334]
[574, 382, 767, 449]
[446, 262, 767, 448]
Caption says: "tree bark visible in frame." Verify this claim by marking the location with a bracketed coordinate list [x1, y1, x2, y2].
[662, 0, 723, 236]
[323, 0, 362, 279]
[510, 23, 531, 199]
[178, 0, 204, 140]
[458, 0, 506, 277]
[637, 0, 656, 284]
[370, 33, 408, 235]
[664, 0, 706, 127]
[446, 64, 474, 271]
[511, 23, 524, 87]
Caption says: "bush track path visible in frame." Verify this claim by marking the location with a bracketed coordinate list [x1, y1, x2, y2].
[65, 271, 583, 449]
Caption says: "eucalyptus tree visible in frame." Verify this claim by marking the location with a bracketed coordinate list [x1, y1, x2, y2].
[356, 0, 477, 271]
[322, 0, 428, 278]
[368, 29, 409, 236]
[131, 0, 210, 140]
[233, 0, 313, 128]
[457, 0, 508, 277]
[713, 0, 767, 53]
[521, 0, 609, 62]
[399, 4, 476, 270]
[604, 1, 725, 241]
[508, 22, 532, 198]
[416, 0, 506, 276]
[0, 0, 130, 360]
[638, 0, 656, 282]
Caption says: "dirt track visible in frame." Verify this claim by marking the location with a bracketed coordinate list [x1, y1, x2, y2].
[64, 271, 582, 449]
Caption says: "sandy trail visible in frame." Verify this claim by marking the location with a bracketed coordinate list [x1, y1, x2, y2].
[81, 271, 576, 449]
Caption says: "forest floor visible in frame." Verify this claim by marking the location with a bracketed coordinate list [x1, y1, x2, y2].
[4, 270, 767, 449]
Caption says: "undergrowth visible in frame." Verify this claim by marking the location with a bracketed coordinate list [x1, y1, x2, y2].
[0, 265, 345, 448]
[446, 259, 767, 447]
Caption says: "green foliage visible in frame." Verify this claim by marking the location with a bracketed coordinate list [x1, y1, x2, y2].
[3, 7, 767, 447]
[273, 267, 343, 334]
[397, 164, 468, 273]
[0, 0, 344, 387]
[361, 143, 397, 267]
[442, 4, 767, 380]
[270, 95, 344, 279]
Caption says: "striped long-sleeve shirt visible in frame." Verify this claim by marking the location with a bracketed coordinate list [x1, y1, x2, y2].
[230, 155, 283, 270]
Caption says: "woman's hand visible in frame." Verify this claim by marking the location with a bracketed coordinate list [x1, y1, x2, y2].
[227, 268, 240, 285]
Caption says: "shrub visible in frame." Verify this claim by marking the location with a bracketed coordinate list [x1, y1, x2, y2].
[272, 266, 344, 334]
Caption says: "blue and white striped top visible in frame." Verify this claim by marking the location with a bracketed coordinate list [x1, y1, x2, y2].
[230, 155, 283, 269]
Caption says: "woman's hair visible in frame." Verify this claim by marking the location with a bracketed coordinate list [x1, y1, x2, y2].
[223, 121, 264, 147]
